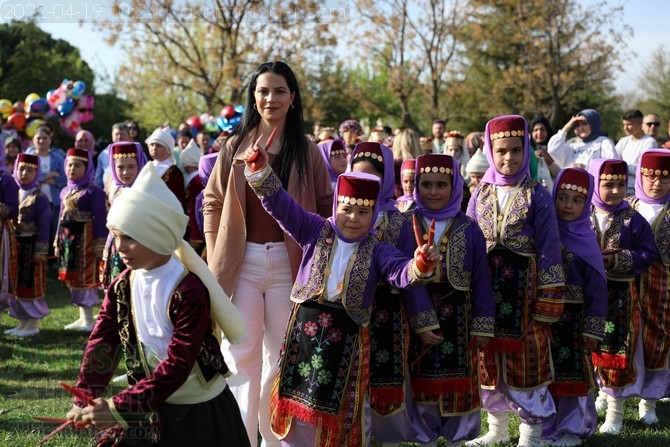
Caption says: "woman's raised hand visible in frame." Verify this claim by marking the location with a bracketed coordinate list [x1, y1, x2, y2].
[244, 127, 277, 172]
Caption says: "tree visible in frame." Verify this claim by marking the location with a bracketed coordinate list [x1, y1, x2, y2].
[348, 0, 462, 129]
[454, 0, 629, 131]
[0, 21, 95, 102]
[97, 0, 338, 124]
[637, 45, 670, 121]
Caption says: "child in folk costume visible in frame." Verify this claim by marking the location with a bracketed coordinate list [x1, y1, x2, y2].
[542, 168, 608, 447]
[179, 140, 204, 251]
[4, 154, 51, 336]
[146, 126, 185, 205]
[623, 150, 670, 425]
[194, 153, 218, 258]
[66, 164, 250, 447]
[318, 137, 348, 190]
[466, 115, 565, 447]
[406, 154, 495, 447]
[396, 158, 416, 212]
[0, 145, 19, 327]
[348, 143, 439, 447]
[242, 140, 439, 447]
[587, 158, 657, 435]
[57, 148, 108, 332]
[99, 142, 147, 290]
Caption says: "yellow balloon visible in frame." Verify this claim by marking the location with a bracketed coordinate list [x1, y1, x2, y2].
[25, 119, 45, 138]
[0, 99, 11, 119]
[25, 93, 40, 105]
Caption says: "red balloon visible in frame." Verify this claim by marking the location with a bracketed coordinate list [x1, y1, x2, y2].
[220, 105, 236, 120]
[11, 101, 25, 115]
[6, 112, 26, 131]
[185, 115, 201, 129]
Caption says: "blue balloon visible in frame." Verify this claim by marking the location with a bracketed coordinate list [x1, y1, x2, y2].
[29, 98, 49, 115]
[216, 116, 229, 131]
[234, 104, 244, 114]
[57, 97, 75, 117]
[71, 81, 86, 99]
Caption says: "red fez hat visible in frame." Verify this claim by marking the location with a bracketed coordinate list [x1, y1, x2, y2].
[111, 142, 140, 160]
[16, 153, 39, 168]
[641, 152, 670, 177]
[416, 154, 455, 176]
[66, 148, 89, 163]
[558, 168, 590, 195]
[330, 139, 346, 155]
[352, 142, 385, 164]
[599, 160, 627, 181]
[489, 116, 526, 141]
[336, 174, 380, 207]
[401, 159, 416, 174]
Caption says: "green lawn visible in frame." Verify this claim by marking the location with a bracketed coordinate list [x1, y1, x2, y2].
[1, 269, 669, 446]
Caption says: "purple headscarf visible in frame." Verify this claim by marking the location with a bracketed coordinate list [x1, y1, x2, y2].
[349, 142, 397, 213]
[588, 158, 630, 213]
[634, 149, 670, 205]
[0, 136, 7, 173]
[63, 148, 94, 192]
[318, 138, 345, 183]
[327, 171, 381, 243]
[109, 142, 148, 188]
[13, 153, 41, 190]
[482, 115, 531, 186]
[198, 153, 218, 187]
[552, 168, 606, 280]
[413, 154, 463, 220]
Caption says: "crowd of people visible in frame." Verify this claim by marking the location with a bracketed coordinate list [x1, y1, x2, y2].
[0, 61, 669, 447]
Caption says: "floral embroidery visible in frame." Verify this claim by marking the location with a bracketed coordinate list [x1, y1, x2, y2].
[604, 321, 615, 333]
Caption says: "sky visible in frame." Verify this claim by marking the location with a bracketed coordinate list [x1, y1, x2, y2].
[31, 0, 670, 98]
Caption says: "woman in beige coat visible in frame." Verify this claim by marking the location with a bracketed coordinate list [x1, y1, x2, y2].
[203, 61, 333, 447]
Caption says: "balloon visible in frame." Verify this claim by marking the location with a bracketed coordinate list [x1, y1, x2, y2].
[47, 89, 66, 109]
[25, 93, 40, 105]
[25, 119, 45, 138]
[58, 97, 75, 117]
[78, 94, 95, 110]
[186, 115, 201, 129]
[6, 112, 27, 131]
[59, 112, 81, 137]
[71, 81, 86, 99]
[199, 113, 213, 124]
[11, 101, 24, 114]
[28, 99, 49, 116]
[229, 116, 241, 128]
[204, 121, 219, 133]
[0, 99, 11, 119]
[234, 104, 244, 114]
[216, 116, 228, 131]
[79, 110, 94, 124]
[220, 105, 235, 120]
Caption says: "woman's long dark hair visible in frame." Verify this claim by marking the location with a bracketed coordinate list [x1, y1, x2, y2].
[229, 61, 308, 188]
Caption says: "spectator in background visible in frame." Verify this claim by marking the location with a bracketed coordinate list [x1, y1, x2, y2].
[431, 119, 446, 153]
[548, 109, 616, 171]
[4, 136, 21, 171]
[74, 130, 98, 168]
[196, 131, 211, 154]
[642, 113, 661, 144]
[465, 131, 484, 158]
[392, 128, 423, 198]
[529, 115, 555, 188]
[312, 120, 324, 142]
[339, 119, 364, 146]
[614, 109, 657, 195]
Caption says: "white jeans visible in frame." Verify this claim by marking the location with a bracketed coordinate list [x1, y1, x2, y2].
[222, 242, 293, 447]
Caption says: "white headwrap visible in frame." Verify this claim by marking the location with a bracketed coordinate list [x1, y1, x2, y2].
[180, 139, 202, 168]
[107, 164, 246, 344]
[465, 148, 489, 174]
[146, 126, 176, 151]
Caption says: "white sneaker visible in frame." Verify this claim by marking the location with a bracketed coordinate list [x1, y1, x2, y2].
[78, 321, 95, 332]
[4, 320, 27, 335]
[599, 397, 624, 435]
[14, 327, 40, 337]
[64, 318, 83, 330]
[639, 399, 659, 425]
[594, 390, 608, 412]
[466, 412, 510, 447]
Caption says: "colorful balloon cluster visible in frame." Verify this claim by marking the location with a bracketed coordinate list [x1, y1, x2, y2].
[47, 79, 95, 137]
[183, 105, 244, 137]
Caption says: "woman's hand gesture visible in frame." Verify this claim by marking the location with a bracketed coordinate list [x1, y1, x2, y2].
[244, 127, 277, 172]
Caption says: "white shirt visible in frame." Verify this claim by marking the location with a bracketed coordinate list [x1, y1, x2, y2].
[614, 134, 657, 195]
[152, 158, 175, 178]
[38, 154, 53, 202]
[636, 201, 664, 227]
[325, 239, 356, 301]
[131, 256, 184, 369]
[548, 129, 617, 169]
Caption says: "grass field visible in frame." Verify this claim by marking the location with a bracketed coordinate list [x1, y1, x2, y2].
[1, 268, 669, 446]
